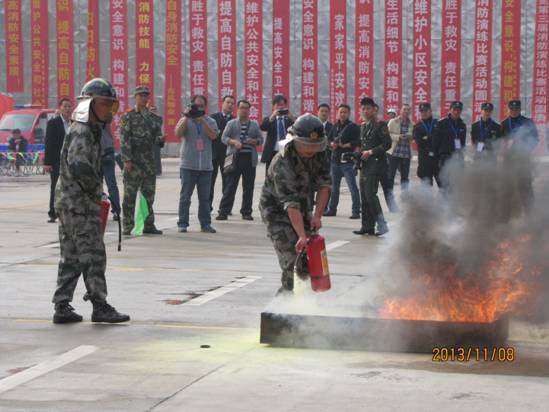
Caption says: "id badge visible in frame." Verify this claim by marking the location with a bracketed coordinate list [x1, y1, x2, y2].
[454, 139, 462, 150]
[196, 138, 205, 152]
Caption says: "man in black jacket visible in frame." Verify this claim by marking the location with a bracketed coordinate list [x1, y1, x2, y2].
[413, 102, 440, 186]
[432, 100, 467, 186]
[209, 95, 235, 211]
[44, 98, 72, 223]
[353, 97, 392, 236]
[260, 95, 295, 173]
[471, 102, 503, 160]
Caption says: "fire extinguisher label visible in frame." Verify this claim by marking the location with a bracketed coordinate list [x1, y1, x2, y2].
[321, 250, 329, 276]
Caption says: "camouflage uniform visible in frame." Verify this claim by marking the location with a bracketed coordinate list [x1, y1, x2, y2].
[52, 122, 107, 304]
[120, 108, 163, 233]
[259, 142, 331, 290]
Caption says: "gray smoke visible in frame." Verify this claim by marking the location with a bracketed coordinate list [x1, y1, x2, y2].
[381, 132, 549, 322]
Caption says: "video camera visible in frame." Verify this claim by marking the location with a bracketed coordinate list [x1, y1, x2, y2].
[183, 103, 205, 119]
[340, 151, 362, 171]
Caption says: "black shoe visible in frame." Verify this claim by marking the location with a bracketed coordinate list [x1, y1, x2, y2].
[323, 210, 336, 217]
[349, 214, 360, 219]
[91, 302, 130, 323]
[112, 214, 120, 222]
[123, 229, 132, 236]
[242, 215, 254, 221]
[47, 216, 57, 223]
[228, 212, 233, 216]
[216, 214, 228, 221]
[143, 227, 163, 235]
[276, 286, 293, 296]
[376, 226, 389, 236]
[353, 228, 375, 236]
[53, 303, 83, 324]
[201, 225, 217, 233]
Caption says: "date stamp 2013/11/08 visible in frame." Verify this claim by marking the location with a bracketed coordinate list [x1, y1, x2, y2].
[432, 347, 515, 362]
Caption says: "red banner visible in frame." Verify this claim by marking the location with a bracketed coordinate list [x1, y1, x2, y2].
[244, 0, 263, 121]
[383, 0, 402, 119]
[164, 0, 181, 143]
[412, 0, 431, 121]
[330, 0, 347, 122]
[355, 0, 374, 121]
[440, 0, 461, 116]
[272, 0, 290, 98]
[471, 0, 494, 120]
[56, 0, 74, 100]
[500, 0, 521, 118]
[110, 0, 128, 143]
[189, 0, 208, 97]
[217, 0, 236, 109]
[5, 0, 23, 92]
[532, 0, 549, 125]
[301, 0, 317, 114]
[86, 0, 100, 80]
[31, 0, 48, 106]
[135, 0, 154, 97]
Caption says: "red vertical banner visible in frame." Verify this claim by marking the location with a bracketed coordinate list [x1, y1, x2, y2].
[31, 0, 48, 106]
[56, 0, 74, 100]
[384, 0, 402, 118]
[86, 0, 100, 80]
[330, 0, 347, 122]
[110, 0, 128, 142]
[244, 0, 263, 121]
[4, 0, 23, 92]
[135, 0, 154, 96]
[355, 0, 373, 121]
[471, 0, 493, 119]
[532, 0, 549, 154]
[412, 0, 431, 121]
[164, 0, 181, 143]
[217, 0, 236, 108]
[272, 0, 290, 98]
[500, 0, 521, 118]
[301, 0, 317, 114]
[189, 0, 208, 97]
[440, 0, 461, 116]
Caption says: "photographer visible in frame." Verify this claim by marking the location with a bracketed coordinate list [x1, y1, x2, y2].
[260, 95, 295, 173]
[175, 95, 219, 233]
[323, 104, 361, 219]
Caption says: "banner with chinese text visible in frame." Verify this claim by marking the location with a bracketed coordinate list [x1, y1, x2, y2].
[500, 0, 521, 118]
[110, 0, 128, 142]
[135, 0, 154, 97]
[412, 0, 431, 120]
[440, 0, 461, 116]
[330, 0, 347, 121]
[86, 0, 100, 81]
[272, 0, 290, 98]
[164, 0, 181, 142]
[5, 0, 23, 92]
[301, 0, 317, 114]
[244, 0, 263, 121]
[355, 0, 373, 121]
[471, 0, 493, 120]
[189, 0, 208, 96]
[383, 0, 402, 117]
[56, 0, 74, 100]
[217, 0, 236, 109]
[31, 0, 48, 106]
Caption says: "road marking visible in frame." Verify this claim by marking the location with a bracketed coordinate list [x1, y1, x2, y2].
[326, 240, 349, 251]
[186, 276, 262, 306]
[0, 345, 97, 395]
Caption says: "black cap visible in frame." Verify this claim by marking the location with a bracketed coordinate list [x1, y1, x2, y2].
[480, 102, 494, 111]
[360, 97, 375, 107]
[508, 100, 521, 109]
[418, 102, 431, 112]
[450, 101, 463, 110]
[12, 128, 21, 134]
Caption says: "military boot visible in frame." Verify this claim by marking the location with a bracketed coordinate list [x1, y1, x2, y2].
[53, 303, 83, 324]
[91, 301, 130, 323]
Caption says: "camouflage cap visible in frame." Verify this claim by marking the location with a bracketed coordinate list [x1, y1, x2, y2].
[134, 85, 151, 96]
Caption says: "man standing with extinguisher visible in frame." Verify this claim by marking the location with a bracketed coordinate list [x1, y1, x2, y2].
[259, 114, 331, 294]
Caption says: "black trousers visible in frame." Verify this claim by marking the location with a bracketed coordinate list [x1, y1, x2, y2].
[417, 153, 440, 186]
[48, 166, 60, 218]
[219, 153, 256, 216]
[210, 155, 227, 210]
[359, 166, 383, 232]
[388, 156, 411, 190]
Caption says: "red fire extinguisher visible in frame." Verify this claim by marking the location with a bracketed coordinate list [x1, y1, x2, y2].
[306, 234, 331, 292]
[100, 198, 110, 237]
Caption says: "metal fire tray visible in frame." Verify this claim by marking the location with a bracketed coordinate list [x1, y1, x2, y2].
[260, 311, 509, 353]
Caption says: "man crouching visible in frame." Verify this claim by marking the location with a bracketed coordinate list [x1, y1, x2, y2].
[259, 114, 331, 293]
[52, 78, 130, 324]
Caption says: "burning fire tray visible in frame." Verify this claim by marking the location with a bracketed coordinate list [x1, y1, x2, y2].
[260, 311, 509, 353]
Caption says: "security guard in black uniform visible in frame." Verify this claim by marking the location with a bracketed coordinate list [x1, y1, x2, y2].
[471, 102, 503, 160]
[413, 102, 439, 186]
[353, 97, 392, 236]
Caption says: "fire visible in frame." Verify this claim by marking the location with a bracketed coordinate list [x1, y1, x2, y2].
[380, 237, 541, 323]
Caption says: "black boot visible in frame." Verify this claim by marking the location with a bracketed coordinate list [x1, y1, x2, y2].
[143, 226, 163, 235]
[91, 301, 130, 323]
[53, 303, 83, 324]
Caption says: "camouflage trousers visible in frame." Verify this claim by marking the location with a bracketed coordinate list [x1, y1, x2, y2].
[123, 167, 156, 232]
[52, 205, 107, 304]
[267, 222, 309, 291]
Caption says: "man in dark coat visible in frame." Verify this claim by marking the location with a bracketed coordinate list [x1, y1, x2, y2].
[260, 95, 295, 173]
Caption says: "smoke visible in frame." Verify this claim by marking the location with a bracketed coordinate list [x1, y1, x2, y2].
[380, 129, 549, 323]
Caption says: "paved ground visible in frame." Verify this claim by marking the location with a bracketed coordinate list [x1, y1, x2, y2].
[0, 158, 548, 411]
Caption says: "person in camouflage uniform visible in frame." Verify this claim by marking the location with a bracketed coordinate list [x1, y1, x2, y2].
[120, 85, 165, 235]
[259, 114, 331, 293]
[52, 78, 130, 324]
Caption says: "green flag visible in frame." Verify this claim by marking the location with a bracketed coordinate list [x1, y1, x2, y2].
[131, 192, 149, 236]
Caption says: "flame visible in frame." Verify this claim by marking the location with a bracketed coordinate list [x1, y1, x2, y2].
[380, 237, 541, 323]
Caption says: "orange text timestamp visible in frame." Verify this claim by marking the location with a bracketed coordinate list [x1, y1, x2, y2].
[432, 346, 515, 362]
